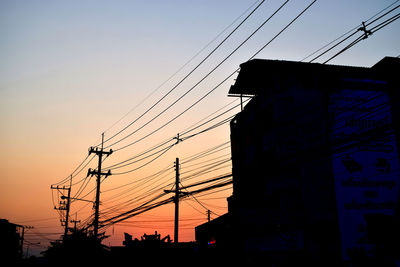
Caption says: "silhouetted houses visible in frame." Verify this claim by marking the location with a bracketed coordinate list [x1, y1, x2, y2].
[110, 231, 199, 265]
[121, 231, 171, 248]
[0, 219, 24, 261]
[196, 57, 400, 265]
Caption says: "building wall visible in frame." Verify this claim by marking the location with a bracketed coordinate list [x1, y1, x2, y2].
[197, 58, 400, 264]
[0, 219, 23, 261]
[229, 80, 343, 262]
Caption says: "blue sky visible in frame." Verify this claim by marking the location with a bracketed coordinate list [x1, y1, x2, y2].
[1, 0, 398, 84]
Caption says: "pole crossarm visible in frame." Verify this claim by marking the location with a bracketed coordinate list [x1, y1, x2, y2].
[50, 185, 70, 190]
[88, 146, 113, 156]
[87, 168, 112, 178]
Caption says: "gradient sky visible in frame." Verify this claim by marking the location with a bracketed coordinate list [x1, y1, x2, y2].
[0, 0, 399, 256]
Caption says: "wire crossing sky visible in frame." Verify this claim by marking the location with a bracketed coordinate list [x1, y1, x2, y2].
[0, 0, 399, 256]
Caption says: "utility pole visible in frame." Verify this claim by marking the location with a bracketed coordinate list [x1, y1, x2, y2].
[174, 157, 180, 244]
[63, 175, 72, 237]
[18, 224, 32, 258]
[207, 210, 211, 222]
[51, 183, 71, 238]
[164, 157, 186, 244]
[70, 213, 80, 233]
[87, 133, 113, 239]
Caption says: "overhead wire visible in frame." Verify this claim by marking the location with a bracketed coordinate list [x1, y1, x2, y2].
[59, 0, 320, 231]
[179, 98, 239, 134]
[304, 2, 400, 64]
[101, 0, 266, 148]
[180, 98, 250, 139]
[101, 95, 240, 172]
[100, 0, 255, 136]
[92, 99, 238, 196]
[100, 174, 233, 227]
[76, 1, 302, 211]
[301, 0, 400, 62]
[101, 171, 175, 213]
[97, 0, 320, 227]
[102, 165, 173, 193]
[101, 169, 174, 209]
[50, 0, 262, 225]
[112, 144, 175, 175]
[99, 140, 232, 213]
[102, 167, 230, 219]
[181, 152, 232, 170]
[323, 11, 400, 64]
[100, 146, 232, 220]
[52, 154, 92, 186]
[180, 141, 231, 164]
[114, 0, 316, 153]
[105, 0, 289, 152]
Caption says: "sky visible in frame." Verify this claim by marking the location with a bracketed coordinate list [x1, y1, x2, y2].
[0, 0, 399, 256]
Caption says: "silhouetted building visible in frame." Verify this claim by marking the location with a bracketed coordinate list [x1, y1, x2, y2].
[196, 57, 400, 265]
[110, 231, 199, 265]
[0, 219, 24, 261]
[121, 231, 171, 248]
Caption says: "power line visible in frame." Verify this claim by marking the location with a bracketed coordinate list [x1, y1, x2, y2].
[248, 0, 317, 61]
[101, 0, 261, 137]
[101, 169, 174, 207]
[57, 0, 320, 232]
[180, 98, 250, 138]
[181, 141, 231, 164]
[52, 154, 92, 186]
[181, 152, 232, 170]
[99, 141, 232, 216]
[98, 96, 239, 175]
[101, 142, 229, 207]
[180, 160, 232, 182]
[100, 96, 240, 172]
[117, 0, 316, 152]
[179, 98, 239, 134]
[99, 175, 233, 227]
[105, 0, 289, 152]
[101, 165, 231, 219]
[304, 2, 400, 64]
[96, 0, 319, 228]
[100, 0, 316, 181]
[323, 11, 400, 64]
[102, 166, 173, 193]
[107, 144, 174, 171]
[301, 0, 400, 62]
[63, 1, 310, 208]
[101, 0, 266, 148]
[100, 150, 232, 221]
[112, 144, 175, 175]
[50, 1, 262, 209]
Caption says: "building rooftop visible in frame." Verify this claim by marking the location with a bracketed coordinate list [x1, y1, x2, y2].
[228, 57, 400, 96]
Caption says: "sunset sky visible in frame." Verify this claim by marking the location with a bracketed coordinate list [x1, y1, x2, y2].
[0, 0, 399, 256]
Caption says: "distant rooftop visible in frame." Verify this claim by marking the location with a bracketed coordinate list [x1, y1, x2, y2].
[228, 57, 400, 96]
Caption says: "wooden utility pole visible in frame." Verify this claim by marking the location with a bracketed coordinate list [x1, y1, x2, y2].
[63, 175, 72, 237]
[174, 157, 180, 244]
[51, 183, 71, 239]
[70, 213, 80, 233]
[164, 157, 185, 244]
[88, 133, 113, 238]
